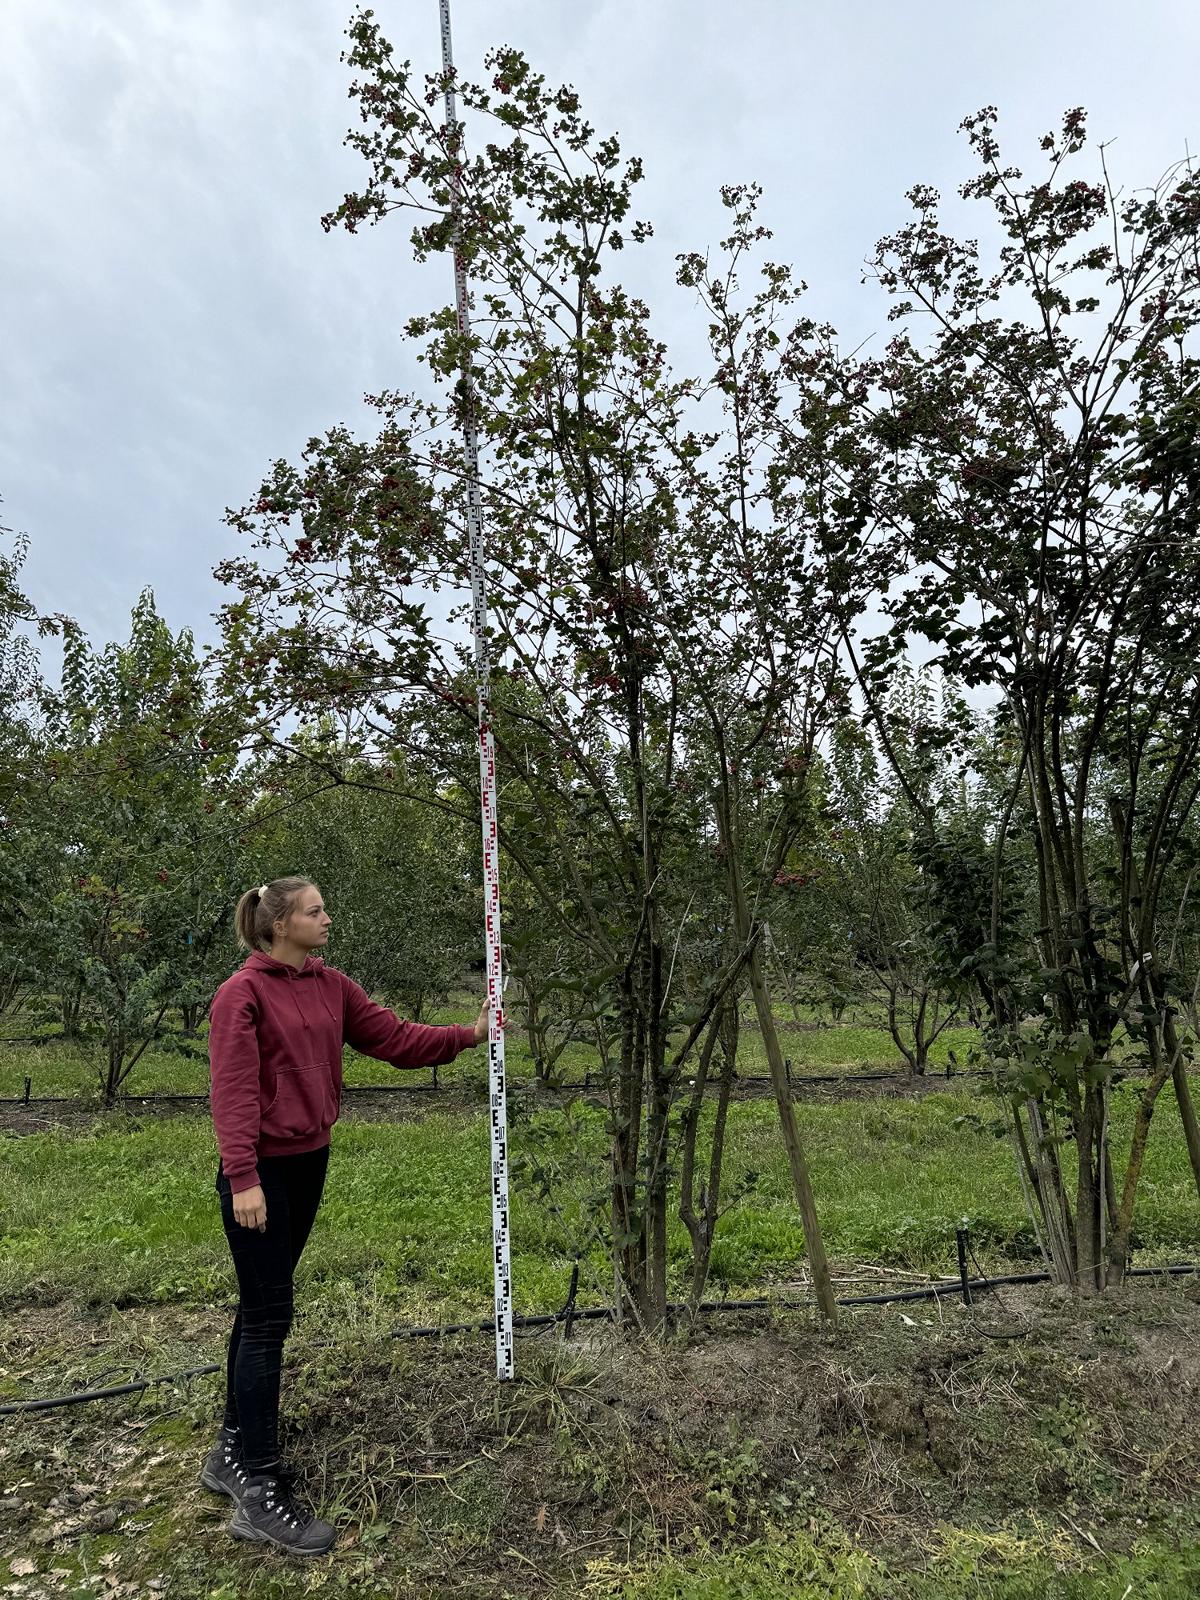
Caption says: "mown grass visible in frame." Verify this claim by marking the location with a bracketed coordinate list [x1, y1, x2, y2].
[3, 1078, 1197, 1331]
[0, 993, 978, 1099]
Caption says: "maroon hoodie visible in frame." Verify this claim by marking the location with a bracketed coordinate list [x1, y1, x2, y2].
[208, 950, 477, 1194]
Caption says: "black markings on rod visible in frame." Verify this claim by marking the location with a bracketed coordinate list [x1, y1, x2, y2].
[439, 0, 514, 1382]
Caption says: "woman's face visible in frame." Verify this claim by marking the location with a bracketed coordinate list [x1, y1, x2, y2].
[277, 886, 332, 951]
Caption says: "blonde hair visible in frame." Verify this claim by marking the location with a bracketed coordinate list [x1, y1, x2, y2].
[234, 877, 316, 952]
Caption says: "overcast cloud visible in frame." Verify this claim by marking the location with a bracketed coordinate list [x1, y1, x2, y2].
[2, 0, 1197, 663]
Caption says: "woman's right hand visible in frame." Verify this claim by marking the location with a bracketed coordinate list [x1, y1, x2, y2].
[233, 1184, 267, 1232]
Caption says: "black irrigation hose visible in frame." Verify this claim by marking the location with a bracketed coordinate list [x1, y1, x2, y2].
[0, 1079, 443, 1108]
[0, 1062, 982, 1109]
[6, 1259, 1200, 1419]
[0, 1363, 224, 1416]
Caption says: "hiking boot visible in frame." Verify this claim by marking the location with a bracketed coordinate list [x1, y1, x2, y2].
[227, 1474, 336, 1556]
[200, 1430, 251, 1502]
[201, 1430, 301, 1504]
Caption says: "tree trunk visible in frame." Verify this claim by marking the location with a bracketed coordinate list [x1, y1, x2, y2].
[1073, 1086, 1103, 1296]
[103, 1036, 125, 1109]
[743, 945, 837, 1319]
[716, 792, 836, 1320]
[883, 980, 917, 1078]
[645, 900, 670, 1331]
[1166, 1009, 1200, 1204]
[679, 1005, 728, 1317]
[610, 992, 643, 1323]
[61, 990, 82, 1039]
[521, 976, 550, 1082]
[911, 992, 930, 1076]
[1021, 1096, 1076, 1286]
[1108, 990, 1176, 1282]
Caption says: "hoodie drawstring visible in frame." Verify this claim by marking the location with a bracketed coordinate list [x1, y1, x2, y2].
[314, 982, 340, 1030]
[247, 952, 341, 1037]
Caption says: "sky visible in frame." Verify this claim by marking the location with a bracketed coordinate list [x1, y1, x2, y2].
[2, 0, 1198, 669]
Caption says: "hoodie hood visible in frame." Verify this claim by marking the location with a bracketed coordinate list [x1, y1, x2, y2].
[243, 950, 326, 979]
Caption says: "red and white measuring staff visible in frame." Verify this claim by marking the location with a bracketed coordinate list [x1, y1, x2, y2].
[437, 0, 514, 1381]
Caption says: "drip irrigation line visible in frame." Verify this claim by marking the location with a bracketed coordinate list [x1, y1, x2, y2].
[5, 1260, 1198, 1420]
[0, 1064, 982, 1110]
[0, 1363, 223, 1416]
[0, 1080, 444, 1109]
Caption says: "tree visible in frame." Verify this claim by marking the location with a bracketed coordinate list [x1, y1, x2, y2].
[216, 15, 838, 1324]
[790, 109, 1200, 1290]
[0, 520, 76, 1023]
[33, 593, 243, 1102]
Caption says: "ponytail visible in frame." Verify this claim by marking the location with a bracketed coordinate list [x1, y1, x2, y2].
[234, 876, 315, 952]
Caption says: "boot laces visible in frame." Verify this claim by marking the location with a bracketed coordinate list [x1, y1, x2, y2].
[221, 1443, 249, 1485]
[263, 1482, 308, 1531]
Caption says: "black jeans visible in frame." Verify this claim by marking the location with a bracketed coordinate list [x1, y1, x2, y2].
[215, 1145, 330, 1472]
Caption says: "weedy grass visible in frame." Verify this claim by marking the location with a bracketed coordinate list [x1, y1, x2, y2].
[5, 1287, 1200, 1599]
[614, 1529, 1200, 1599]
[5, 1004, 1200, 1596]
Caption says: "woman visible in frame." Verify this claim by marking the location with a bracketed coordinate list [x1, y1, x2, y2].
[200, 876, 489, 1556]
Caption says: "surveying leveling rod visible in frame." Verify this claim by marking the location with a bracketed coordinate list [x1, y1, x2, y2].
[437, 0, 515, 1381]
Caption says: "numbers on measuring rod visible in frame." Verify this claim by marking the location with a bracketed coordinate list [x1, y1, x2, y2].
[437, 0, 515, 1382]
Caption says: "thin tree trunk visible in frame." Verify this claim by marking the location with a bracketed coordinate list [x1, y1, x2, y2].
[611, 993, 642, 1323]
[716, 793, 837, 1321]
[1166, 1011, 1200, 1203]
[1024, 1097, 1076, 1285]
[883, 978, 917, 1077]
[701, 1003, 740, 1300]
[912, 991, 929, 1076]
[1007, 1101, 1055, 1272]
[1074, 1087, 1102, 1296]
[679, 1005, 728, 1316]
[1109, 999, 1176, 1282]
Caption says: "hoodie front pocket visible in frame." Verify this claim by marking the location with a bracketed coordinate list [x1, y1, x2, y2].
[261, 1063, 335, 1141]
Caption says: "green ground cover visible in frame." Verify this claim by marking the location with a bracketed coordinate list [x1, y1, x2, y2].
[7, 1004, 1200, 1593]
[5, 1285, 1200, 1599]
[4, 1008, 1200, 1598]
[619, 1527, 1200, 1599]
[2, 1083, 1197, 1330]
[0, 996, 978, 1099]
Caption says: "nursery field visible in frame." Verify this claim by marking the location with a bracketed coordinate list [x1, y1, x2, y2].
[0, 998, 979, 1101]
[4, 1009, 1200, 1598]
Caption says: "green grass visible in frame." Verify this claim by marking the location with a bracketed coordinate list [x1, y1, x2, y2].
[0, 995, 978, 1099]
[3, 1079, 1198, 1326]
[734, 1021, 977, 1075]
[619, 1524, 1200, 1599]
[4, 1067, 1200, 1600]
